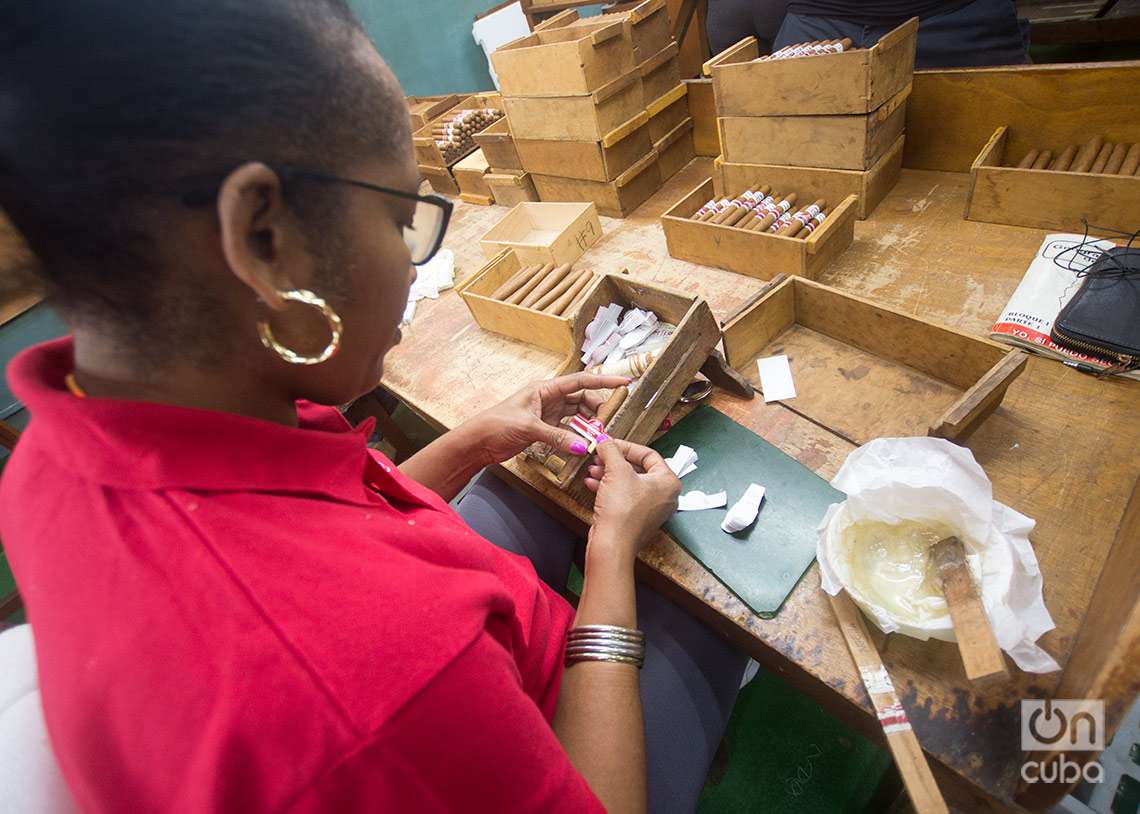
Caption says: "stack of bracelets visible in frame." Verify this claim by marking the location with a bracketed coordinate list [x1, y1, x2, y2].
[565, 625, 646, 668]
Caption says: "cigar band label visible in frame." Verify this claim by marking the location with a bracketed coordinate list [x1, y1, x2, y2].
[877, 703, 911, 734]
[778, 201, 792, 213]
[859, 666, 894, 695]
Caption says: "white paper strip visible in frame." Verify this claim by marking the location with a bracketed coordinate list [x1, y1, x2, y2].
[721, 484, 766, 533]
[665, 445, 698, 479]
[757, 354, 796, 402]
[677, 490, 727, 512]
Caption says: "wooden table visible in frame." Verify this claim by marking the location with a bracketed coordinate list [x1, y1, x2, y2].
[382, 159, 1140, 812]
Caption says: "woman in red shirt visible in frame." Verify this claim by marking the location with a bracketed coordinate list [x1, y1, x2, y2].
[0, 1, 748, 812]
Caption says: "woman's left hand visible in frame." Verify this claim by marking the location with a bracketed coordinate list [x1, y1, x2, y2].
[469, 373, 632, 465]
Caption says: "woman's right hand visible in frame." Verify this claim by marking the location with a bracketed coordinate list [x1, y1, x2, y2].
[584, 438, 680, 564]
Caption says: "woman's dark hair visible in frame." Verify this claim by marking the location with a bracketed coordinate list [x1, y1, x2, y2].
[0, 0, 407, 342]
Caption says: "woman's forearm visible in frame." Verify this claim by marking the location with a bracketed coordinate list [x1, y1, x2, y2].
[552, 533, 647, 814]
[398, 419, 489, 501]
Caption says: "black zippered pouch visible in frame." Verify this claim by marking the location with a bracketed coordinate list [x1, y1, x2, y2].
[1051, 247, 1140, 369]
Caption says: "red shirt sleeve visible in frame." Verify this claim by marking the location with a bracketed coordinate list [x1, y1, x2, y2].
[286, 632, 604, 814]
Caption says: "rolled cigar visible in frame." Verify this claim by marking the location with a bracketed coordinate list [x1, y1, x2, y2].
[548, 271, 594, 315]
[690, 197, 718, 220]
[1121, 144, 1140, 175]
[723, 186, 773, 227]
[1049, 145, 1077, 172]
[533, 267, 585, 311]
[1103, 143, 1128, 174]
[737, 190, 781, 230]
[800, 206, 830, 236]
[709, 194, 747, 224]
[506, 262, 554, 304]
[595, 386, 629, 427]
[749, 193, 797, 232]
[1090, 143, 1114, 173]
[1072, 136, 1103, 173]
[520, 263, 572, 308]
[1030, 150, 1052, 170]
[490, 264, 541, 300]
[778, 199, 826, 236]
[1016, 149, 1039, 169]
[695, 198, 730, 222]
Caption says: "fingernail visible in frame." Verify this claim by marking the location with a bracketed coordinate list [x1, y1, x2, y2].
[569, 441, 588, 455]
[623, 377, 634, 383]
[596, 433, 610, 444]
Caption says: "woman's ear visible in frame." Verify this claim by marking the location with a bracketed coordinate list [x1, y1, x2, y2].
[216, 162, 296, 311]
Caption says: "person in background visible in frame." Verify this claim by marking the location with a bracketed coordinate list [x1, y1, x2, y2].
[0, 1, 748, 812]
[775, 0, 1028, 68]
[707, 0, 791, 56]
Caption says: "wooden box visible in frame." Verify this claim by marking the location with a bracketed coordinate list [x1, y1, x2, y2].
[412, 93, 504, 168]
[419, 163, 459, 197]
[486, 171, 540, 207]
[456, 248, 595, 354]
[491, 17, 633, 98]
[719, 83, 910, 170]
[966, 126, 1140, 234]
[472, 117, 522, 172]
[452, 149, 493, 203]
[661, 178, 857, 280]
[639, 43, 681, 108]
[526, 273, 721, 492]
[722, 276, 1027, 443]
[408, 94, 462, 130]
[548, 0, 672, 64]
[718, 134, 904, 220]
[515, 112, 652, 183]
[656, 118, 695, 181]
[532, 151, 662, 218]
[480, 201, 602, 265]
[647, 83, 689, 145]
[502, 71, 645, 142]
[708, 17, 917, 117]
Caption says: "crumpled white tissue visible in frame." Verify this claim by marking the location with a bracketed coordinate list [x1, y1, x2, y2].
[678, 490, 727, 511]
[403, 249, 455, 325]
[721, 484, 766, 533]
[816, 437, 1060, 673]
[665, 445, 698, 478]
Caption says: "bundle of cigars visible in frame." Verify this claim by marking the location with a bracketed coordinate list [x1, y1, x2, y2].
[433, 108, 504, 164]
[760, 37, 854, 61]
[1010, 136, 1140, 176]
[487, 262, 595, 316]
[690, 186, 829, 238]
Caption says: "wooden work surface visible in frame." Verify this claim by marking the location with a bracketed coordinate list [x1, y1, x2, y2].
[382, 158, 1140, 811]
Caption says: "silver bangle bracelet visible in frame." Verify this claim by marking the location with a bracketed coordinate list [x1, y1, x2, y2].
[564, 624, 646, 668]
[565, 650, 644, 668]
[568, 624, 645, 643]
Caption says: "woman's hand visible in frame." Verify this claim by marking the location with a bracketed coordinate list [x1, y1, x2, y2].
[468, 373, 631, 466]
[584, 438, 680, 565]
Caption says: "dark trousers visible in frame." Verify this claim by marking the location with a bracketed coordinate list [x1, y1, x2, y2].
[774, 0, 1028, 69]
[707, 0, 791, 55]
[456, 472, 749, 814]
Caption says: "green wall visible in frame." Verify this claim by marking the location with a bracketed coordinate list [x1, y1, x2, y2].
[349, 0, 497, 96]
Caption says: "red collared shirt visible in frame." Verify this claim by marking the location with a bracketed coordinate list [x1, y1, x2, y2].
[1, 338, 601, 813]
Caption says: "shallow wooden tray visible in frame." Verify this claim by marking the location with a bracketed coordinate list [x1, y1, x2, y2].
[480, 201, 602, 266]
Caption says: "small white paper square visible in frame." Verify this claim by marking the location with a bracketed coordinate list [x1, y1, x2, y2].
[757, 355, 796, 403]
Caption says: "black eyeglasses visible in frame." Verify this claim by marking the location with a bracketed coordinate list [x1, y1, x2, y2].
[275, 167, 453, 265]
[181, 165, 453, 266]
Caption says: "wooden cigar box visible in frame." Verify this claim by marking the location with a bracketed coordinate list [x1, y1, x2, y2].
[966, 126, 1140, 233]
[485, 171, 540, 207]
[719, 82, 910, 171]
[452, 149, 494, 202]
[707, 17, 917, 117]
[524, 272, 720, 495]
[456, 248, 596, 353]
[684, 79, 719, 157]
[639, 43, 681, 108]
[503, 71, 645, 142]
[646, 82, 689, 145]
[543, 0, 672, 65]
[532, 150, 663, 218]
[491, 16, 633, 98]
[655, 118, 695, 181]
[472, 117, 522, 172]
[419, 163, 460, 197]
[407, 94, 462, 131]
[718, 134, 904, 220]
[661, 178, 857, 280]
[515, 111, 652, 183]
[412, 93, 505, 169]
[480, 201, 602, 266]
[722, 276, 1027, 443]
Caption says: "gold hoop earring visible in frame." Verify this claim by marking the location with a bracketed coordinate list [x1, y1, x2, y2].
[257, 289, 343, 365]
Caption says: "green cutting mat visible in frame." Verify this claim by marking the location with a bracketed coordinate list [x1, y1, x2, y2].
[651, 405, 843, 618]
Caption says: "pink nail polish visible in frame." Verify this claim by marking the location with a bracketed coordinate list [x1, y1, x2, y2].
[570, 440, 588, 455]
[596, 433, 610, 444]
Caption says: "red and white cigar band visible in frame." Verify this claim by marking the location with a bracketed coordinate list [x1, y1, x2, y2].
[801, 211, 828, 234]
[792, 205, 823, 226]
[876, 703, 912, 735]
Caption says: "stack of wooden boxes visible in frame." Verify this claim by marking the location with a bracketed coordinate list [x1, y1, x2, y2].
[491, 0, 693, 217]
[411, 92, 506, 198]
[706, 18, 917, 219]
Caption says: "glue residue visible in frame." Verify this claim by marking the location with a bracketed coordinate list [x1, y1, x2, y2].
[842, 520, 960, 626]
